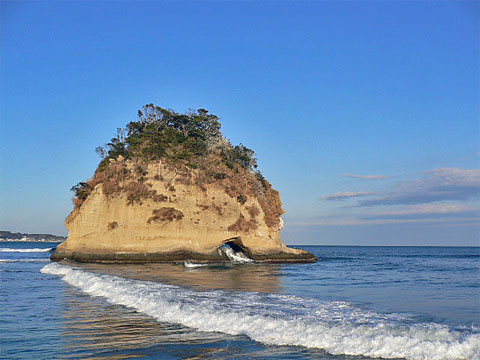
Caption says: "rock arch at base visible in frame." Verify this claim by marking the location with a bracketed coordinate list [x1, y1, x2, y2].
[219, 237, 253, 258]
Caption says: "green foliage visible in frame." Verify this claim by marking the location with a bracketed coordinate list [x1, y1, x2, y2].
[71, 182, 93, 201]
[124, 105, 222, 163]
[95, 104, 257, 172]
[254, 170, 269, 190]
[232, 144, 257, 170]
[219, 142, 257, 171]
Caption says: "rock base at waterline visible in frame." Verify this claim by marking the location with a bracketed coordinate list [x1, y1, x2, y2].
[50, 248, 317, 264]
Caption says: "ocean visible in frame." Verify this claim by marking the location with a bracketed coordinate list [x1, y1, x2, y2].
[1, 241, 479, 360]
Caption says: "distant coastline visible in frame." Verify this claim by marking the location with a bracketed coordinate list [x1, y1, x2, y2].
[0, 231, 65, 243]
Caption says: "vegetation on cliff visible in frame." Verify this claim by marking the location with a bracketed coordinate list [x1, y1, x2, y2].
[71, 104, 284, 229]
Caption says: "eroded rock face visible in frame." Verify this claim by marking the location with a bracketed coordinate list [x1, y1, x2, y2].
[51, 161, 316, 263]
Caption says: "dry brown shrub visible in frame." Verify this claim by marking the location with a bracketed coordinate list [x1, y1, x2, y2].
[73, 156, 284, 230]
[197, 203, 210, 211]
[147, 207, 184, 224]
[227, 213, 257, 233]
[257, 187, 284, 228]
[151, 193, 168, 202]
[176, 177, 192, 185]
[189, 154, 284, 229]
[83, 160, 171, 206]
[247, 205, 260, 219]
[197, 201, 224, 215]
[211, 203, 224, 216]
[123, 181, 152, 205]
[93, 162, 130, 197]
[195, 180, 207, 192]
[73, 197, 83, 208]
[72, 161, 131, 209]
[165, 183, 176, 192]
[107, 221, 118, 230]
[194, 172, 210, 192]
[176, 170, 193, 185]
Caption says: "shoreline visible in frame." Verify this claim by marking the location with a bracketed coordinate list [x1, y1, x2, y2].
[1, 239, 63, 243]
[50, 248, 318, 264]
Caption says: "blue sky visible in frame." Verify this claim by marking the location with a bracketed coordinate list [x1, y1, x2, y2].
[1, 1, 478, 245]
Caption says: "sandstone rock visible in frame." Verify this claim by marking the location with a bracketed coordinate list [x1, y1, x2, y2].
[51, 105, 316, 263]
[52, 160, 316, 263]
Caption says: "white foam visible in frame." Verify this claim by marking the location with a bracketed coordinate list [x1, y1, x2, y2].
[1, 259, 50, 262]
[183, 261, 209, 268]
[41, 262, 480, 360]
[0, 247, 52, 253]
[219, 245, 254, 263]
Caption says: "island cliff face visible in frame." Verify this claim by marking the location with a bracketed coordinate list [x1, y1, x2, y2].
[51, 105, 316, 263]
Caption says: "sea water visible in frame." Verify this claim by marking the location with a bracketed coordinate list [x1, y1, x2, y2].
[1, 241, 479, 360]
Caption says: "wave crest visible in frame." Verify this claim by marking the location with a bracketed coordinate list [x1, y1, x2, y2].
[0, 248, 53, 253]
[40, 262, 480, 360]
[1, 259, 50, 262]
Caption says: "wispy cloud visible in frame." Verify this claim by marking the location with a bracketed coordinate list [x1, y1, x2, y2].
[287, 215, 479, 227]
[358, 168, 480, 207]
[308, 167, 480, 229]
[340, 173, 387, 180]
[287, 203, 480, 226]
[319, 191, 372, 201]
[360, 203, 479, 221]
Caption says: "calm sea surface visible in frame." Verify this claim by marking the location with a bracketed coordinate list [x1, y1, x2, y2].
[1, 242, 479, 360]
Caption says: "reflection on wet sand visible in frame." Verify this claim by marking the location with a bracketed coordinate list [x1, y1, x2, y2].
[56, 263, 325, 359]
[59, 286, 238, 359]
[61, 261, 283, 293]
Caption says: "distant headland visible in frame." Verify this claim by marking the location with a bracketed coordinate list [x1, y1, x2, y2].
[51, 104, 316, 263]
[1, 230, 66, 242]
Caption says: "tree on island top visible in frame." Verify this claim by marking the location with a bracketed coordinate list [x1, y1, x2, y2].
[93, 104, 257, 171]
[71, 104, 283, 229]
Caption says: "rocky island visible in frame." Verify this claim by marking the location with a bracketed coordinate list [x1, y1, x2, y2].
[51, 105, 316, 263]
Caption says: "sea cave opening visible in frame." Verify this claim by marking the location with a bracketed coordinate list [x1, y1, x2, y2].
[219, 238, 254, 263]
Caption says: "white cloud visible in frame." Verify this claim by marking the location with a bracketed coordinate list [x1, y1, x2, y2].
[287, 216, 479, 227]
[319, 191, 372, 201]
[308, 167, 480, 228]
[360, 203, 479, 220]
[287, 203, 479, 227]
[358, 167, 480, 206]
[382, 203, 476, 215]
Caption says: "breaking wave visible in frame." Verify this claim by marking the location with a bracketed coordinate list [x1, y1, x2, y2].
[183, 261, 209, 268]
[1, 259, 50, 262]
[0, 247, 53, 253]
[41, 262, 480, 360]
[218, 244, 254, 263]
